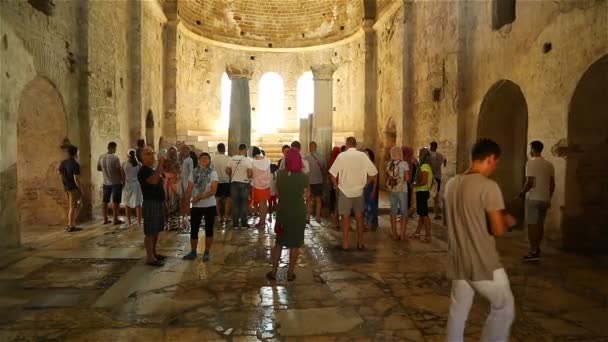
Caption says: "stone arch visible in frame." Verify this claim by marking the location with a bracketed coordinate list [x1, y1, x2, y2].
[562, 55, 608, 252]
[477, 80, 528, 223]
[146, 110, 155, 149]
[16, 76, 68, 232]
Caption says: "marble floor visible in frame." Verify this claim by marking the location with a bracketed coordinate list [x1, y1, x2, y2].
[1, 213, 607, 342]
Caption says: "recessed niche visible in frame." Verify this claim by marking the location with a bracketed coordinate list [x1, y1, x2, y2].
[302, 33, 306, 38]
[241, 31, 245, 36]
[432, 88, 442, 102]
[337, 79, 341, 82]
[196, 20, 201, 25]
[334, 52, 338, 56]
[333, 107, 336, 111]
[105, 88, 112, 98]
[492, 0, 516, 31]
[206, 80, 210, 84]
[204, 48, 208, 52]
[288, 107, 292, 110]
[250, 56, 256, 60]
[340, 25, 345, 30]
[2, 34, 7, 50]
[252, 107, 256, 111]
[268, 43, 273, 48]
[120, 77, 123, 89]
[542, 42, 552, 54]
[28, 0, 55, 16]
[6, 72, 10, 79]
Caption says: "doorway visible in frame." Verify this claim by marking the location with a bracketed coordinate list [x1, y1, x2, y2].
[563, 55, 608, 252]
[146, 110, 154, 149]
[477, 80, 528, 224]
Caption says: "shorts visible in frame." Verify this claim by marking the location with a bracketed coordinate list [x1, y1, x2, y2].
[252, 187, 271, 204]
[216, 183, 230, 198]
[142, 200, 165, 236]
[526, 199, 549, 225]
[310, 183, 323, 197]
[338, 190, 364, 216]
[66, 189, 82, 208]
[416, 191, 430, 217]
[389, 191, 408, 216]
[103, 184, 123, 204]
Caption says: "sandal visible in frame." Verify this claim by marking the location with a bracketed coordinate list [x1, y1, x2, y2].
[421, 236, 432, 243]
[287, 273, 297, 282]
[103, 220, 111, 225]
[357, 245, 366, 251]
[409, 233, 422, 240]
[155, 254, 168, 260]
[266, 271, 276, 281]
[334, 245, 350, 252]
[145, 259, 165, 267]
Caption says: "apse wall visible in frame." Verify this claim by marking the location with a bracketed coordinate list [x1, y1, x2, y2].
[175, 23, 365, 140]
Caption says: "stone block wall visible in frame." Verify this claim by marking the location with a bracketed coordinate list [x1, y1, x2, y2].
[0, 0, 168, 247]
[175, 23, 365, 142]
[374, 0, 608, 244]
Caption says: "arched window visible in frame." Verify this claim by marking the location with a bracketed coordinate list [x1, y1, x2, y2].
[220, 72, 231, 130]
[297, 71, 314, 119]
[257, 72, 284, 133]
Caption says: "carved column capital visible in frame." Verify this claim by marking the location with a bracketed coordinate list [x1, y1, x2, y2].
[310, 64, 337, 81]
[226, 65, 254, 80]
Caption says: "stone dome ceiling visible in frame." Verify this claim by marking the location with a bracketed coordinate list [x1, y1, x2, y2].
[178, 0, 364, 48]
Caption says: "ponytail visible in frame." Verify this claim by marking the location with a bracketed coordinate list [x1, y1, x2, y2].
[128, 149, 138, 166]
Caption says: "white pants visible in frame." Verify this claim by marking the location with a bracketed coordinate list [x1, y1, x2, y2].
[447, 268, 515, 342]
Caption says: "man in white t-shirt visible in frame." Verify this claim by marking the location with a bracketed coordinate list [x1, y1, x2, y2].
[518, 140, 555, 261]
[226, 144, 253, 229]
[329, 137, 378, 250]
[212, 143, 232, 223]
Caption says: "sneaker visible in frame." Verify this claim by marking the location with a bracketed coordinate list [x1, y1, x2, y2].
[523, 250, 541, 262]
[202, 252, 210, 262]
[182, 251, 197, 260]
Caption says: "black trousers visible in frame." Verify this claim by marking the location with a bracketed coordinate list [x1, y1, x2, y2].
[190, 206, 217, 240]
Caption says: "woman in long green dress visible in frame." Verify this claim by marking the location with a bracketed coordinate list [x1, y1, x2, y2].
[267, 148, 309, 282]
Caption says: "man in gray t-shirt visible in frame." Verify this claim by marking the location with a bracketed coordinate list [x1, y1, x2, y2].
[97, 141, 123, 225]
[304, 141, 325, 220]
[444, 139, 516, 342]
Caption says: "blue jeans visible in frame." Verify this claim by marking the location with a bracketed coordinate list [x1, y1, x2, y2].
[389, 191, 409, 216]
[231, 182, 250, 227]
[364, 183, 378, 226]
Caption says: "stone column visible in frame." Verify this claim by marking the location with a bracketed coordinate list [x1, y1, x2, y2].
[299, 117, 310, 155]
[162, 1, 179, 143]
[226, 67, 253, 156]
[363, 19, 378, 150]
[311, 64, 337, 162]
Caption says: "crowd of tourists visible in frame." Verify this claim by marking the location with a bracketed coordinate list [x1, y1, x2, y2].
[57, 134, 555, 340]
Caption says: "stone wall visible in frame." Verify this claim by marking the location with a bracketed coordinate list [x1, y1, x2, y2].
[178, 0, 363, 48]
[175, 24, 365, 141]
[140, 1, 167, 149]
[457, 0, 608, 244]
[0, 0, 169, 247]
[373, 0, 607, 245]
[0, 0, 82, 247]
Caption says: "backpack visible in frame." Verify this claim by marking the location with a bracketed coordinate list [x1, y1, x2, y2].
[386, 161, 404, 191]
